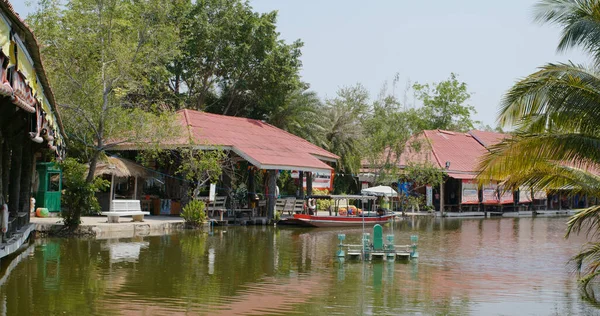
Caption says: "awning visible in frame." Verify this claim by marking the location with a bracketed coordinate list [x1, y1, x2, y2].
[447, 172, 477, 179]
[361, 185, 398, 197]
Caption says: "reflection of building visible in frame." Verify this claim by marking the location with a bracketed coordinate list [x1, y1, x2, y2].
[0, 1, 65, 258]
[103, 241, 149, 263]
[360, 130, 549, 214]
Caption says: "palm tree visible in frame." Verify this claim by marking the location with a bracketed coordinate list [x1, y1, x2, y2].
[479, 0, 600, 292]
[268, 89, 328, 148]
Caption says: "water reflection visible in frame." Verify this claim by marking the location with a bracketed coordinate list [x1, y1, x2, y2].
[0, 218, 596, 315]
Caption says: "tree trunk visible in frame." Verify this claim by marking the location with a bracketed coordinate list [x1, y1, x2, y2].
[8, 135, 23, 216]
[86, 150, 101, 183]
[180, 179, 190, 207]
[18, 135, 34, 216]
[267, 170, 277, 220]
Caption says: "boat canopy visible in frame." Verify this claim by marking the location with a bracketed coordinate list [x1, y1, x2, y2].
[361, 185, 398, 197]
[307, 195, 378, 201]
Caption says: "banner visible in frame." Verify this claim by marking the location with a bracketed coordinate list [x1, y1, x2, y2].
[533, 190, 547, 200]
[461, 180, 479, 204]
[482, 182, 499, 204]
[398, 182, 412, 195]
[426, 185, 432, 206]
[499, 186, 513, 204]
[291, 171, 334, 191]
[209, 183, 216, 202]
[519, 187, 532, 203]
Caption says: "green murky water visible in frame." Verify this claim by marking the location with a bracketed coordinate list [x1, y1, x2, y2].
[0, 217, 599, 315]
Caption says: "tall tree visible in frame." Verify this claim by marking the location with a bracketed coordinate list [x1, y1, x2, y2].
[173, 0, 303, 118]
[362, 81, 421, 184]
[478, 0, 600, 294]
[322, 85, 370, 175]
[268, 89, 326, 147]
[28, 0, 181, 182]
[413, 73, 478, 132]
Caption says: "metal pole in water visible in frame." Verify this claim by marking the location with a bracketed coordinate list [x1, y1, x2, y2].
[410, 235, 419, 259]
[337, 234, 345, 257]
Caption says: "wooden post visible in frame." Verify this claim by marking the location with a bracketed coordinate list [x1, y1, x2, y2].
[440, 180, 445, 217]
[558, 192, 562, 211]
[8, 135, 23, 217]
[267, 170, 277, 220]
[306, 172, 313, 196]
[298, 171, 304, 199]
[18, 136, 33, 215]
[248, 167, 256, 212]
[109, 174, 115, 211]
[1, 140, 9, 201]
[133, 176, 138, 200]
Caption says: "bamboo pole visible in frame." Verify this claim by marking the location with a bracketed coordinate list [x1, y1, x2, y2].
[133, 176, 138, 200]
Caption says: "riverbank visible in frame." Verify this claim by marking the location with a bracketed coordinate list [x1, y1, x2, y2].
[402, 209, 580, 218]
[31, 216, 188, 239]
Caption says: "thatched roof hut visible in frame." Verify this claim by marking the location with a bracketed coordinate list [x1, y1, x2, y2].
[93, 157, 152, 179]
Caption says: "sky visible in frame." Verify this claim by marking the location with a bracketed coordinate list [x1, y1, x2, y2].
[13, 0, 590, 128]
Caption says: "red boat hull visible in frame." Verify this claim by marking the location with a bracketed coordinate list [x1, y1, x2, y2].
[288, 214, 395, 227]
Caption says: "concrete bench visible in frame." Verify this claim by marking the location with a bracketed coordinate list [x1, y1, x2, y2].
[102, 200, 149, 223]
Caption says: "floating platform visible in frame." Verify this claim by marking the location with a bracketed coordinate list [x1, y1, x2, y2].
[336, 224, 418, 261]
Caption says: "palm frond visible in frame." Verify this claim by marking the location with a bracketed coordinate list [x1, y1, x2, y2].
[499, 63, 600, 133]
[567, 205, 600, 238]
[535, 0, 600, 63]
[479, 132, 600, 182]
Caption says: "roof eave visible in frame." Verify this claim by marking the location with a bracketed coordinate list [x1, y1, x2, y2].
[0, 0, 66, 139]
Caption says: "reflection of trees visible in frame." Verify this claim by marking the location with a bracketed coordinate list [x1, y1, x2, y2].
[0, 238, 112, 315]
[2, 218, 597, 314]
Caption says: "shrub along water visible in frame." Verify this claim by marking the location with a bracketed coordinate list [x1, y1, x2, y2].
[60, 158, 108, 230]
[181, 199, 207, 228]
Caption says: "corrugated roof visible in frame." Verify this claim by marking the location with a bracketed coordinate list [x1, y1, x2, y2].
[424, 130, 491, 173]
[177, 109, 338, 172]
[361, 129, 509, 179]
[468, 130, 506, 147]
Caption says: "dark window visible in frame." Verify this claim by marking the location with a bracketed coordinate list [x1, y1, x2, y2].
[48, 173, 60, 192]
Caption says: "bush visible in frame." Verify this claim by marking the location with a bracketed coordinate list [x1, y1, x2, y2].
[60, 158, 109, 229]
[313, 188, 332, 212]
[181, 199, 207, 227]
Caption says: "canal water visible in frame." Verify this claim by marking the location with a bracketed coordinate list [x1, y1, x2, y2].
[0, 217, 599, 315]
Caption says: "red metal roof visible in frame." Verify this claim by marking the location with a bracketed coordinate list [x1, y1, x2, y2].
[424, 130, 491, 174]
[177, 110, 338, 172]
[365, 129, 509, 179]
[468, 130, 506, 147]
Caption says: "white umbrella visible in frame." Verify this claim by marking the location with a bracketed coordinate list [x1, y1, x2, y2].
[361, 185, 398, 197]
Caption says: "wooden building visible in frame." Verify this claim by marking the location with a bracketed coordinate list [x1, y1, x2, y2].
[0, 0, 65, 255]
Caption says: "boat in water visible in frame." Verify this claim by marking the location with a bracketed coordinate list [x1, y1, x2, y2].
[286, 213, 396, 227]
[278, 195, 396, 227]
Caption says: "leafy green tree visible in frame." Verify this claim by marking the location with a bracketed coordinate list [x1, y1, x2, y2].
[268, 89, 326, 147]
[322, 85, 370, 175]
[173, 0, 303, 119]
[478, 0, 600, 294]
[28, 0, 181, 182]
[413, 73, 478, 132]
[362, 79, 423, 184]
[60, 158, 109, 229]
